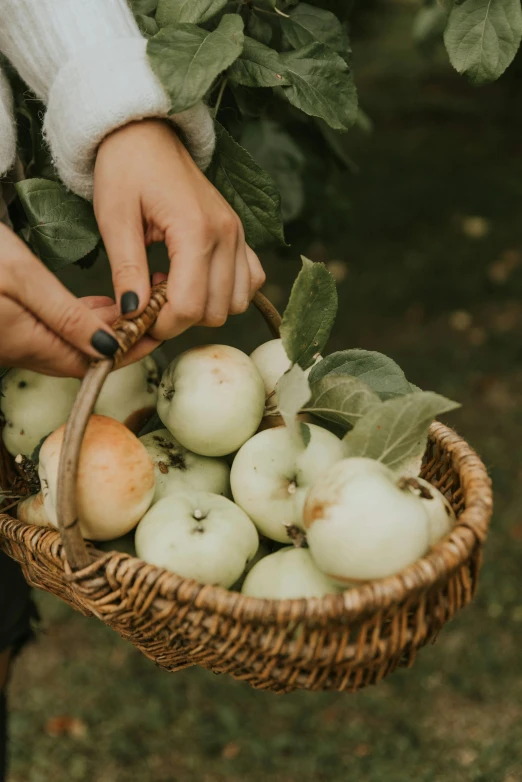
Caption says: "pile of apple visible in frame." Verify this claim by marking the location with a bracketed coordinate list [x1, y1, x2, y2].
[1, 259, 459, 600]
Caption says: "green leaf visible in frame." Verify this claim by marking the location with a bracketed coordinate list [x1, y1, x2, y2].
[280, 257, 338, 369]
[247, 12, 273, 46]
[300, 422, 311, 447]
[147, 15, 244, 114]
[156, 0, 228, 25]
[309, 350, 412, 400]
[207, 123, 286, 249]
[228, 36, 289, 88]
[281, 3, 351, 58]
[137, 412, 164, 438]
[13, 92, 56, 180]
[281, 43, 358, 131]
[355, 107, 374, 134]
[31, 434, 49, 464]
[241, 119, 305, 222]
[314, 118, 357, 172]
[131, 0, 158, 15]
[275, 363, 311, 447]
[413, 3, 448, 48]
[15, 179, 100, 271]
[136, 14, 159, 36]
[343, 392, 460, 474]
[443, 0, 522, 85]
[304, 375, 381, 429]
[256, 0, 299, 9]
[75, 246, 100, 270]
[231, 83, 272, 118]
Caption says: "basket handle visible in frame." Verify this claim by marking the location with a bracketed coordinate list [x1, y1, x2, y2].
[55, 284, 282, 571]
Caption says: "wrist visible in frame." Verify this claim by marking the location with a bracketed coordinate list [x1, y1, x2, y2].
[98, 118, 179, 153]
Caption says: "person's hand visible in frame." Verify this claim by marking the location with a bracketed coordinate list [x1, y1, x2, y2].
[93, 119, 266, 341]
[0, 224, 158, 377]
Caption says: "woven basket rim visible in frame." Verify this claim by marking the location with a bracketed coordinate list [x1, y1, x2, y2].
[0, 421, 493, 627]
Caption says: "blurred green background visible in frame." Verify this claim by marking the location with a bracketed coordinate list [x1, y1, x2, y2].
[9, 2, 522, 780]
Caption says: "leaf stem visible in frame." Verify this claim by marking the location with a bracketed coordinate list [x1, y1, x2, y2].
[252, 5, 289, 18]
[213, 77, 228, 118]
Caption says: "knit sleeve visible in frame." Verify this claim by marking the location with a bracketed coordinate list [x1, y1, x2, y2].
[0, 0, 216, 200]
[0, 67, 16, 178]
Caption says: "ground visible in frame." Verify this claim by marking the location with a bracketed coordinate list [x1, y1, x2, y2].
[7, 4, 522, 781]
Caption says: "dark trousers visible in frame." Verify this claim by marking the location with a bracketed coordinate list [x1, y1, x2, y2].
[0, 550, 37, 782]
[0, 692, 6, 781]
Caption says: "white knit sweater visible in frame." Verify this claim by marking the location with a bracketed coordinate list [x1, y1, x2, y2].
[0, 67, 16, 178]
[0, 0, 216, 198]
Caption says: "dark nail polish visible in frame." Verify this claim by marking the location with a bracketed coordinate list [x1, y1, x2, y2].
[91, 330, 119, 357]
[121, 291, 139, 315]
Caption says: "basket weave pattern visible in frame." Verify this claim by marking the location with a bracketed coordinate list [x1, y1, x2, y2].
[0, 423, 491, 693]
[0, 288, 493, 693]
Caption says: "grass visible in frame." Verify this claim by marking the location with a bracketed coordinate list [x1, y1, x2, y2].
[7, 5, 522, 781]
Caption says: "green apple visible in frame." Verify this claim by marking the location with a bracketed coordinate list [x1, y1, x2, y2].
[39, 415, 155, 541]
[415, 477, 456, 545]
[95, 355, 159, 433]
[242, 547, 340, 599]
[157, 345, 265, 457]
[250, 338, 321, 398]
[304, 457, 430, 582]
[135, 491, 259, 588]
[1, 369, 80, 458]
[230, 424, 344, 542]
[140, 428, 230, 502]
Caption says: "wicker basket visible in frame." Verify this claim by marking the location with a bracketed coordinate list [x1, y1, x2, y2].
[0, 284, 493, 694]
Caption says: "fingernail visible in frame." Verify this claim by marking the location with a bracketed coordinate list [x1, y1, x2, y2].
[121, 291, 139, 315]
[91, 330, 119, 357]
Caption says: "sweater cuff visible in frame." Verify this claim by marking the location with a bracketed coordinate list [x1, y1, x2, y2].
[44, 37, 216, 200]
[0, 69, 16, 177]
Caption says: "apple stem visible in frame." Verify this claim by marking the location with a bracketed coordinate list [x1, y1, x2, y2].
[287, 480, 297, 496]
[193, 508, 204, 520]
[14, 453, 40, 493]
[397, 476, 433, 499]
[284, 524, 307, 548]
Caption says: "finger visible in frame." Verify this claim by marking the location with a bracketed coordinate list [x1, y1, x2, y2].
[90, 302, 162, 366]
[199, 232, 238, 328]
[90, 303, 120, 327]
[149, 227, 213, 341]
[81, 297, 119, 328]
[97, 201, 151, 319]
[1, 297, 160, 377]
[81, 295, 116, 311]
[229, 240, 251, 315]
[152, 271, 168, 286]
[0, 295, 90, 378]
[3, 251, 121, 361]
[245, 246, 266, 300]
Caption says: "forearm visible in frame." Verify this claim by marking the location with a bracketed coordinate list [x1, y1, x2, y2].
[0, 0, 215, 198]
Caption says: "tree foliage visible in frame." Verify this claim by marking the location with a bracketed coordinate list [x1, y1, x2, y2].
[7, 0, 357, 266]
[6, 0, 520, 268]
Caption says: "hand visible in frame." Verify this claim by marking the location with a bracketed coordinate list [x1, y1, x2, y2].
[0, 225, 158, 377]
[93, 119, 266, 341]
